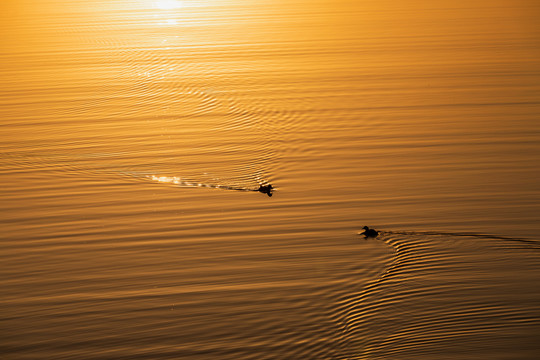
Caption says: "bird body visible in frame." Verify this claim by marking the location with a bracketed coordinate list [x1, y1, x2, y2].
[361, 226, 379, 237]
[258, 184, 273, 197]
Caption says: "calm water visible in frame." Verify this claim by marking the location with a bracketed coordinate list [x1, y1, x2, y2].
[2, 0, 540, 358]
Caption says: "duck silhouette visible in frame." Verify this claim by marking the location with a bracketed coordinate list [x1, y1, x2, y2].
[361, 226, 379, 238]
[258, 184, 273, 197]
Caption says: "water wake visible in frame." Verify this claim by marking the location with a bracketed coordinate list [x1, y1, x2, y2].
[334, 229, 540, 358]
[2, 151, 275, 197]
[382, 229, 540, 246]
[145, 174, 274, 196]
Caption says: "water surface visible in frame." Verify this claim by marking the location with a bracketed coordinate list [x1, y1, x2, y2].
[2, 0, 540, 358]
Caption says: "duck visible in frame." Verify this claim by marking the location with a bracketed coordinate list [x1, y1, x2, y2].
[258, 184, 273, 197]
[361, 226, 379, 237]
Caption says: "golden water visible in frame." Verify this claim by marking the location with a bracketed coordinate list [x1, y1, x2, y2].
[2, 0, 540, 358]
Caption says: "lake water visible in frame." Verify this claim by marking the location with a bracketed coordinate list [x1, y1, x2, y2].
[2, 0, 540, 358]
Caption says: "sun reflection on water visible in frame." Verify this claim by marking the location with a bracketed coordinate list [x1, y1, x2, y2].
[154, 0, 183, 10]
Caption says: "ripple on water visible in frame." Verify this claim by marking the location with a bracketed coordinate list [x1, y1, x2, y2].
[332, 231, 540, 359]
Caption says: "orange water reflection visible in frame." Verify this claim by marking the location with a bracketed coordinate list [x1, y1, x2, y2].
[2, 0, 540, 359]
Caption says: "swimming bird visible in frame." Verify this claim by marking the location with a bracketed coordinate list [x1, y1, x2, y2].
[258, 184, 273, 197]
[361, 226, 379, 237]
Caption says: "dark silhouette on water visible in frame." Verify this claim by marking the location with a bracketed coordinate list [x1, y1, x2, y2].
[361, 226, 379, 238]
[257, 184, 273, 197]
